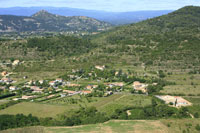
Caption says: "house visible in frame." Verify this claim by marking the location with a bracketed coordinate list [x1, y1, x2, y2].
[115, 71, 119, 76]
[105, 82, 124, 88]
[152, 83, 158, 86]
[13, 98, 19, 101]
[47, 95, 55, 99]
[86, 85, 98, 90]
[31, 86, 43, 93]
[1, 78, 13, 84]
[155, 95, 192, 107]
[81, 90, 92, 95]
[12, 60, 20, 66]
[0, 86, 5, 90]
[60, 93, 66, 97]
[49, 81, 56, 86]
[69, 75, 76, 79]
[133, 81, 148, 93]
[23, 76, 28, 79]
[1, 71, 8, 76]
[55, 78, 63, 82]
[104, 91, 113, 97]
[56, 89, 62, 92]
[63, 90, 76, 94]
[112, 82, 124, 87]
[39, 80, 44, 84]
[63, 90, 80, 96]
[9, 86, 19, 91]
[21, 95, 36, 100]
[27, 80, 34, 85]
[66, 83, 80, 87]
[95, 65, 105, 71]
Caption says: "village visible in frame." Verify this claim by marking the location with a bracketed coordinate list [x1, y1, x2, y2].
[0, 62, 192, 108]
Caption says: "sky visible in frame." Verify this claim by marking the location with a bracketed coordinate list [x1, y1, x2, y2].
[0, 0, 200, 12]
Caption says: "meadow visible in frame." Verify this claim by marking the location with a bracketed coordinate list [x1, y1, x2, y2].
[0, 102, 71, 118]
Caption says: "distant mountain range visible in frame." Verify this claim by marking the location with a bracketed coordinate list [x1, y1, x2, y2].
[0, 10, 112, 32]
[0, 7, 173, 25]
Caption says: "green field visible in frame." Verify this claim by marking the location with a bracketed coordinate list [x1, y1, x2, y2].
[2, 119, 200, 133]
[0, 102, 72, 118]
[0, 100, 9, 105]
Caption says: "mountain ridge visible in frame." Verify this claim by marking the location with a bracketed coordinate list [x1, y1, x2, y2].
[0, 7, 173, 25]
[0, 10, 112, 32]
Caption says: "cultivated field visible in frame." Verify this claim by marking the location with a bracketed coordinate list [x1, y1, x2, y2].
[0, 100, 9, 105]
[0, 102, 72, 118]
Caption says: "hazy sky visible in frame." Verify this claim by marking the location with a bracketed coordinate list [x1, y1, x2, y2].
[0, 0, 200, 12]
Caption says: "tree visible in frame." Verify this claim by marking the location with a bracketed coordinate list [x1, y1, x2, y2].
[194, 112, 199, 118]
[178, 107, 189, 118]
[158, 70, 166, 78]
[195, 124, 200, 131]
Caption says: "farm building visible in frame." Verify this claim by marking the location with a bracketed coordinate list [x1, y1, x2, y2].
[1, 71, 8, 76]
[86, 85, 98, 90]
[155, 95, 192, 107]
[133, 81, 148, 93]
[95, 65, 105, 71]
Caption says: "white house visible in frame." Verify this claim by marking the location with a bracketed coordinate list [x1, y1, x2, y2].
[9, 86, 19, 91]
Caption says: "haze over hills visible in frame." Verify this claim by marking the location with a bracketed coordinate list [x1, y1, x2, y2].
[0, 7, 173, 25]
[0, 10, 112, 33]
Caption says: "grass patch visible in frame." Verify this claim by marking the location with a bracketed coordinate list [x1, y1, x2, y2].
[0, 102, 71, 118]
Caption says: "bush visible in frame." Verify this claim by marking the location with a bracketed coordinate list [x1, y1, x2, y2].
[194, 112, 199, 118]
[0, 114, 40, 130]
[195, 124, 200, 131]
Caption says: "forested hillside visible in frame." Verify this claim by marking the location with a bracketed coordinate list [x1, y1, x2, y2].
[92, 6, 200, 68]
[0, 36, 94, 60]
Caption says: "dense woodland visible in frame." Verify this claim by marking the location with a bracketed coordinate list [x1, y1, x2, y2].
[0, 35, 95, 60]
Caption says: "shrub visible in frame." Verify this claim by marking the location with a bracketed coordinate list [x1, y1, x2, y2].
[195, 124, 200, 131]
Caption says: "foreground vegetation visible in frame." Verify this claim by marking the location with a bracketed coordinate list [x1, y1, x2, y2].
[2, 119, 200, 133]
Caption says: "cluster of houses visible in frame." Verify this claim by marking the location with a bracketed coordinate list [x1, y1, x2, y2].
[155, 95, 192, 107]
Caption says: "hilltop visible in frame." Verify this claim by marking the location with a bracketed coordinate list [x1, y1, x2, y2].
[0, 10, 112, 33]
